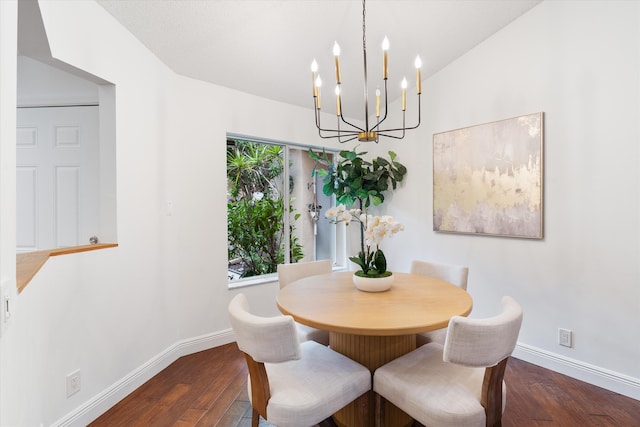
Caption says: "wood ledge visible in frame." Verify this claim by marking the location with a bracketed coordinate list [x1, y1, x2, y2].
[17, 243, 118, 293]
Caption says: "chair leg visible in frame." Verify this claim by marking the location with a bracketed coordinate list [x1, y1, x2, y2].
[375, 392, 385, 427]
[244, 353, 270, 427]
[482, 358, 509, 427]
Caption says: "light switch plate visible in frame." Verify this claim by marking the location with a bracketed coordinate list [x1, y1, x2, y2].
[0, 279, 16, 336]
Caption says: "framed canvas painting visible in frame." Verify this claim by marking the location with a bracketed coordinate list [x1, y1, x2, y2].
[433, 112, 544, 239]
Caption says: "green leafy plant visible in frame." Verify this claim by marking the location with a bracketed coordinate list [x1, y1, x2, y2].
[310, 147, 407, 264]
[309, 147, 407, 209]
[227, 140, 303, 278]
[227, 196, 284, 276]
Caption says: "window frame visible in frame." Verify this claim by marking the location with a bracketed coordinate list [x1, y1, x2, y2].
[226, 133, 344, 288]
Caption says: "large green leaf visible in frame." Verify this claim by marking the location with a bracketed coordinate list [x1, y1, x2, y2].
[342, 150, 357, 161]
[356, 189, 369, 199]
[308, 149, 321, 161]
[374, 250, 387, 273]
[351, 176, 362, 189]
[322, 181, 335, 196]
[376, 157, 390, 167]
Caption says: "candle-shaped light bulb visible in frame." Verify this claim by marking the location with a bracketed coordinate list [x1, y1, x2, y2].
[401, 77, 407, 111]
[382, 36, 389, 79]
[311, 59, 318, 97]
[333, 41, 342, 84]
[376, 88, 381, 118]
[414, 55, 422, 94]
[315, 75, 322, 109]
[335, 85, 341, 116]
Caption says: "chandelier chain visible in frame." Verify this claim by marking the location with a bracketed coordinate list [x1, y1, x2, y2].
[362, 0, 370, 132]
[362, 0, 367, 53]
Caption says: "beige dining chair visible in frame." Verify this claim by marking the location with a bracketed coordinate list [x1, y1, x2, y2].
[228, 293, 371, 427]
[410, 259, 469, 346]
[277, 259, 331, 345]
[374, 296, 523, 427]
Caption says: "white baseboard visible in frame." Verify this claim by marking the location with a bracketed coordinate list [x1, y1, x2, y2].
[513, 342, 640, 401]
[52, 329, 236, 427]
[52, 335, 639, 426]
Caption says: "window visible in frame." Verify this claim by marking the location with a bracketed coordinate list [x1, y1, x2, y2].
[227, 134, 344, 285]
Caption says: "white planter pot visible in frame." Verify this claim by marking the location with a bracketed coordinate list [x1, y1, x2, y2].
[352, 273, 394, 292]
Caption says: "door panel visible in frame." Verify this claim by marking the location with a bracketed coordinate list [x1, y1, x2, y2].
[16, 106, 99, 252]
[16, 167, 37, 250]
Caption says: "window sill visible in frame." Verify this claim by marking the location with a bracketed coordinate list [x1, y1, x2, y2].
[226, 265, 348, 290]
[16, 243, 118, 293]
[228, 273, 278, 290]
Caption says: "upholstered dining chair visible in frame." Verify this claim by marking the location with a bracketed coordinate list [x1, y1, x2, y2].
[277, 259, 331, 345]
[410, 259, 469, 346]
[373, 296, 523, 427]
[228, 293, 371, 427]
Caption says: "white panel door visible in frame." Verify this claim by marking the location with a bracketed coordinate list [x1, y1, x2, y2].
[16, 106, 99, 252]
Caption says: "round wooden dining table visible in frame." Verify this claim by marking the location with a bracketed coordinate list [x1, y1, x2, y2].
[276, 271, 473, 427]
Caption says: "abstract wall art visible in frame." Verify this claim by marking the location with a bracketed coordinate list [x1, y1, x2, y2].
[433, 112, 544, 238]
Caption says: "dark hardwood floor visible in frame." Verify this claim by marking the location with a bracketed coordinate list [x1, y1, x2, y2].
[90, 342, 640, 427]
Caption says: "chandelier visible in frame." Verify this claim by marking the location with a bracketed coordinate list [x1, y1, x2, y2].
[310, 0, 422, 143]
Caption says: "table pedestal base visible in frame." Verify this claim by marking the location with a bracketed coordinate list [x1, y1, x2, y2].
[330, 332, 415, 427]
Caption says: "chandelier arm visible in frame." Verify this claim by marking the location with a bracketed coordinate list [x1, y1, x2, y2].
[336, 116, 352, 144]
[316, 120, 360, 141]
[376, 132, 406, 140]
[336, 90, 365, 132]
[377, 122, 421, 133]
[336, 83, 366, 132]
[315, 100, 362, 135]
[318, 129, 361, 137]
[338, 113, 365, 133]
[316, 125, 362, 136]
[338, 135, 359, 143]
[316, 132, 359, 143]
[314, 93, 367, 136]
[372, 79, 390, 131]
[377, 95, 421, 133]
[378, 110, 406, 140]
[318, 133, 359, 143]
[314, 100, 321, 129]
[317, 127, 361, 137]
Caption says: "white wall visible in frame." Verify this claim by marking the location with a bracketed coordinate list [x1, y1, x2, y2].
[0, 1, 638, 426]
[17, 55, 99, 107]
[378, 0, 640, 397]
[0, 0, 17, 422]
[0, 1, 341, 426]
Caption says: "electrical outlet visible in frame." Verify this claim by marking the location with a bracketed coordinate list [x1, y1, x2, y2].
[558, 328, 572, 348]
[66, 370, 81, 397]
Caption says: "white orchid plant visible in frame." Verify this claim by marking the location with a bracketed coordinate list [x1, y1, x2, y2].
[326, 204, 404, 278]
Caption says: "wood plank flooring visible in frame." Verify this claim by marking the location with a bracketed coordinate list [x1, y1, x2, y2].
[90, 343, 640, 427]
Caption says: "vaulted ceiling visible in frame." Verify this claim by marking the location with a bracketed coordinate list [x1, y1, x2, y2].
[96, 0, 541, 114]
